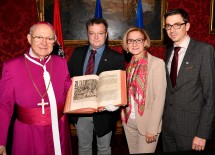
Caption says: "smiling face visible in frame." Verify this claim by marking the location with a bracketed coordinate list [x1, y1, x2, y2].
[165, 14, 190, 46]
[27, 23, 56, 59]
[127, 30, 147, 61]
[87, 23, 107, 49]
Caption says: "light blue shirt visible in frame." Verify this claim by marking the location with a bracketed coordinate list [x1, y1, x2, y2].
[83, 45, 106, 75]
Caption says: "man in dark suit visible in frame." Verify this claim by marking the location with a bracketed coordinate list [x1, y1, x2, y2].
[162, 8, 215, 152]
[67, 18, 125, 155]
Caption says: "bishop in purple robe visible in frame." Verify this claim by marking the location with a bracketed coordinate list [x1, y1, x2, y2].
[0, 22, 72, 155]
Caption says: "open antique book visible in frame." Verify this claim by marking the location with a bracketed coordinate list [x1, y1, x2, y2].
[64, 70, 127, 114]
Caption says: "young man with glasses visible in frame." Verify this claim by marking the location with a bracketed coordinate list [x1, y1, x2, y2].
[162, 8, 215, 152]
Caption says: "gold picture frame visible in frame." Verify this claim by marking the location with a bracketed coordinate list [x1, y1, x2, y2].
[37, 0, 167, 46]
[210, 0, 215, 34]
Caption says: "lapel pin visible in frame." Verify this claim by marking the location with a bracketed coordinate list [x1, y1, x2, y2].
[104, 59, 107, 61]
[186, 66, 192, 70]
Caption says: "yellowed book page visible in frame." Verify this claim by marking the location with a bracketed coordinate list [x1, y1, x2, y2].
[98, 70, 127, 107]
[64, 75, 99, 114]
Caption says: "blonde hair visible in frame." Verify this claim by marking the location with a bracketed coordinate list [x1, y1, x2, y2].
[122, 27, 151, 53]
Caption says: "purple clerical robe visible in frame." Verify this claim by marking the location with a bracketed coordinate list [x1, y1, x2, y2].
[0, 52, 72, 155]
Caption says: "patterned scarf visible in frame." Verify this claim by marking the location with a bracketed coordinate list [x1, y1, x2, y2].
[121, 52, 148, 123]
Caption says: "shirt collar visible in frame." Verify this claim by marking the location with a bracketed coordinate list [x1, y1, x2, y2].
[89, 44, 106, 55]
[28, 48, 50, 62]
[174, 35, 190, 50]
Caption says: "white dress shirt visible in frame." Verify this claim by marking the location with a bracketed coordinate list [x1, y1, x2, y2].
[167, 36, 191, 75]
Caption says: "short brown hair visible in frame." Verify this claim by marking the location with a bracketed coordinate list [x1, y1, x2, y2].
[122, 27, 151, 53]
[86, 17, 108, 32]
[164, 8, 189, 23]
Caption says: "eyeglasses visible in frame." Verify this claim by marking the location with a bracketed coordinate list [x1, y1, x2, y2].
[127, 38, 145, 44]
[30, 34, 55, 44]
[165, 23, 186, 30]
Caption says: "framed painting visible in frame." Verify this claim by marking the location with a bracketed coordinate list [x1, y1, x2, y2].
[210, 0, 215, 34]
[37, 0, 167, 46]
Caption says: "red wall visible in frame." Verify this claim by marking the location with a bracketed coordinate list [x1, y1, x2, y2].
[0, 0, 214, 76]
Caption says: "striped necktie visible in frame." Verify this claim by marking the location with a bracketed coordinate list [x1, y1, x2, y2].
[85, 49, 96, 75]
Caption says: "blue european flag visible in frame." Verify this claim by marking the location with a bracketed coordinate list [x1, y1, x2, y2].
[136, 0, 144, 28]
[95, 0, 103, 18]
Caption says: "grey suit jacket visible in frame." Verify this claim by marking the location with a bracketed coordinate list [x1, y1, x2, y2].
[162, 38, 215, 139]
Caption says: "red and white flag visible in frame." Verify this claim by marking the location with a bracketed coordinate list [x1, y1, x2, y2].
[53, 0, 65, 57]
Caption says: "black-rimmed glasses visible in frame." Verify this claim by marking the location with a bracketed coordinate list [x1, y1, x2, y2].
[127, 38, 145, 44]
[165, 23, 186, 30]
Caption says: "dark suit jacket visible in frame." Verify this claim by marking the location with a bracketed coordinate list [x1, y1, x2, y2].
[67, 45, 126, 137]
[162, 38, 215, 139]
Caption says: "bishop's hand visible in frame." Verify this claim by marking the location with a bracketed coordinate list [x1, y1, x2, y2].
[0, 145, 7, 155]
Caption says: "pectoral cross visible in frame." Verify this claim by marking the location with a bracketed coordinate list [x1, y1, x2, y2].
[38, 98, 48, 114]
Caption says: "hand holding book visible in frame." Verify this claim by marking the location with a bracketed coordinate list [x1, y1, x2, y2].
[105, 104, 119, 112]
[64, 70, 127, 114]
[98, 104, 120, 112]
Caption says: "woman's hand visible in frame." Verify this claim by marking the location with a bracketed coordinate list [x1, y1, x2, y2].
[145, 131, 157, 143]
